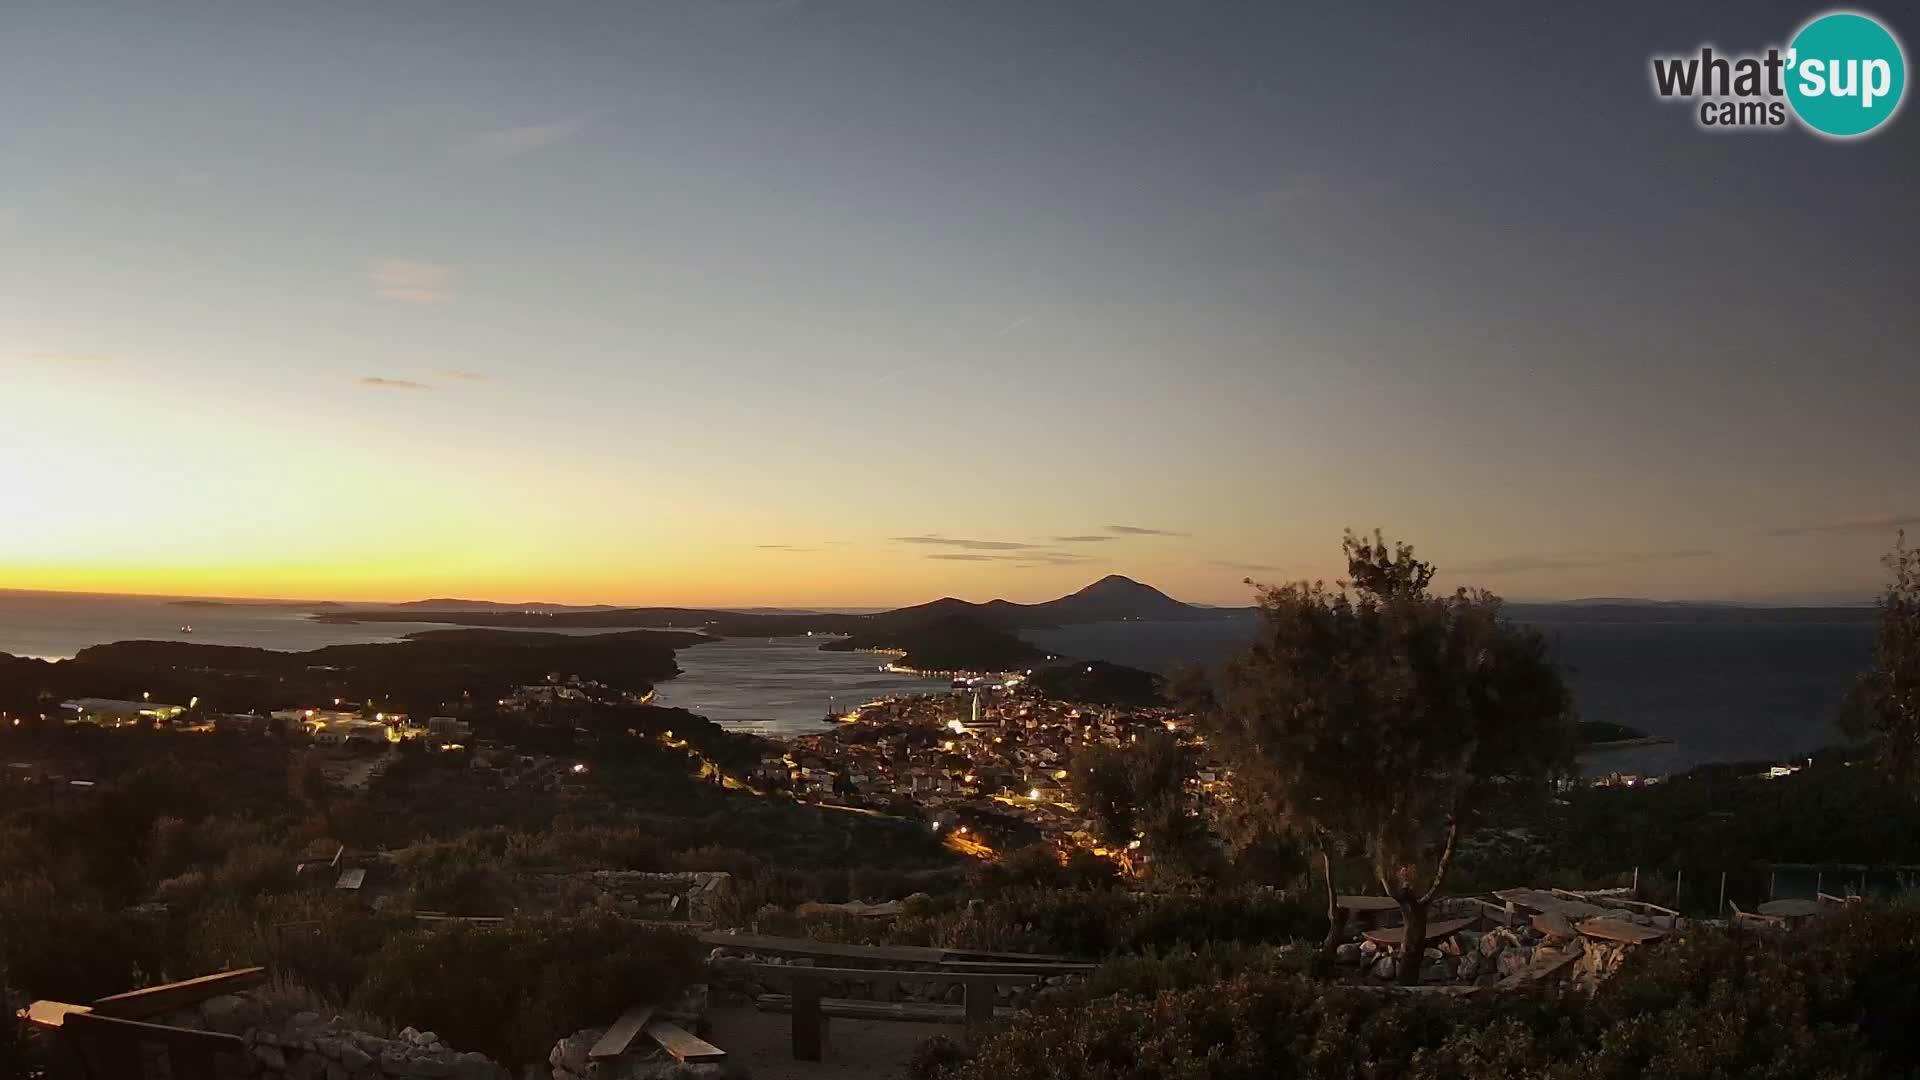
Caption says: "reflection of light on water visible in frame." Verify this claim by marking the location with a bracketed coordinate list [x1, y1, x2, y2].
[655, 636, 927, 736]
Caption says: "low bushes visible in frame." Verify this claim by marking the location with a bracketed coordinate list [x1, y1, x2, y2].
[351, 915, 702, 1068]
[749, 886, 1323, 958]
[918, 904, 1920, 1080]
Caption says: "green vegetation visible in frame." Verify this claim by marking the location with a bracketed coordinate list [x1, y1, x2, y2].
[749, 885, 1324, 958]
[0, 629, 692, 720]
[1029, 660, 1164, 706]
[1070, 733, 1217, 882]
[820, 614, 1047, 672]
[919, 904, 1920, 1080]
[1844, 531, 1920, 794]
[353, 916, 701, 1068]
[1200, 531, 1576, 976]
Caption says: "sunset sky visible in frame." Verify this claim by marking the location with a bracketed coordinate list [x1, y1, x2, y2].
[4, 1, 1914, 607]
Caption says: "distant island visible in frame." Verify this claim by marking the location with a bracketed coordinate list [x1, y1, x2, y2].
[1576, 719, 1674, 750]
[168, 598, 342, 609]
[0, 628, 700, 719]
[312, 576, 1234, 674]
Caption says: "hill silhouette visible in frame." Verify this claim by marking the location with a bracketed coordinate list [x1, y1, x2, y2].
[315, 575, 1227, 634]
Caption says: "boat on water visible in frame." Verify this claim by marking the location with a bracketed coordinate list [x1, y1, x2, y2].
[179, 625, 194, 634]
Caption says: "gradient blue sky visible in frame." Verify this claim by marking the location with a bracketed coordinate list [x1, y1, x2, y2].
[3, 0, 1914, 606]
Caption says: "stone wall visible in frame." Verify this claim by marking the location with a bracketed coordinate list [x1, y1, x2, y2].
[1331, 906, 1679, 990]
[518, 871, 732, 922]
[155, 990, 509, 1079]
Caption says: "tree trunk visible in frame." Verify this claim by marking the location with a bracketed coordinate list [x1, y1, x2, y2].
[1320, 847, 1344, 965]
[1396, 897, 1428, 986]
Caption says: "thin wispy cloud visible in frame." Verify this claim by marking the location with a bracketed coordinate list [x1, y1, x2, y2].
[1618, 548, 1715, 564]
[1453, 549, 1714, 575]
[359, 376, 432, 391]
[1453, 555, 1607, 575]
[440, 370, 489, 382]
[1209, 560, 1283, 572]
[452, 117, 587, 162]
[926, 551, 1096, 565]
[1052, 535, 1116, 543]
[1767, 514, 1920, 538]
[1106, 524, 1188, 537]
[894, 535, 1045, 551]
[22, 352, 112, 367]
[370, 260, 454, 303]
[756, 544, 819, 552]
[991, 315, 1032, 339]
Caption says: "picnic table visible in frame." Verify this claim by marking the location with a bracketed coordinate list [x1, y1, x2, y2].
[1757, 899, 1828, 923]
[1360, 917, 1472, 948]
[1336, 895, 1402, 931]
[1492, 888, 1613, 921]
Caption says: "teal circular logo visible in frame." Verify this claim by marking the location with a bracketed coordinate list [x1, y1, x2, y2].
[1786, 11, 1907, 137]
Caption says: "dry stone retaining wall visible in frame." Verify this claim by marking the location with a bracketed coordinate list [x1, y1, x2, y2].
[157, 990, 509, 1080]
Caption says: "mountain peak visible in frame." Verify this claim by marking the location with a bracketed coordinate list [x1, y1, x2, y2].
[1074, 574, 1164, 597]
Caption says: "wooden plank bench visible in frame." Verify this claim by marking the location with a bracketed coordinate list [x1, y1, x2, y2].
[1360, 917, 1472, 949]
[1578, 918, 1667, 945]
[936, 959, 1098, 975]
[588, 1003, 728, 1068]
[589, 1004, 657, 1061]
[1493, 889, 1613, 921]
[21, 968, 268, 1080]
[61, 1012, 246, 1079]
[698, 930, 950, 966]
[90, 966, 269, 1020]
[748, 964, 1036, 1061]
[644, 1020, 726, 1065]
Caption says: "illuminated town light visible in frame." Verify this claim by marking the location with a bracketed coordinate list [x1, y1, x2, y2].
[1027, 788, 1041, 800]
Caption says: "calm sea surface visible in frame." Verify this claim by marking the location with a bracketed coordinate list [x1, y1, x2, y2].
[1026, 616, 1876, 777]
[653, 637, 928, 734]
[0, 591, 1877, 771]
[0, 590, 450, 658]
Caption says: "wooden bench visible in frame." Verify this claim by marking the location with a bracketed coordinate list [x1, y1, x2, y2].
[1578, 918, 1667, 945]
[20, 967, 268, 1079]
[1336, 895, 1403, 933]
[1729, 902, 1789, 930]
[1359, 917, 1473, 949]
[588, 1004, 728, 1067]
[748, 964, 1037, 1061]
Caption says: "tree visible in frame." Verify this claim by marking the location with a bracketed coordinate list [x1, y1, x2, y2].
[1845, 531, 1920, 795]
[1069, 732, 1215, 881]
[1204, 531, 1575, 982]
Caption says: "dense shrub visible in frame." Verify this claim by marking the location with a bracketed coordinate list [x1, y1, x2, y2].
[352, 916, 701, 1068]
[762, 886, 1323, 957]
[391, 838, 521, 915]
[919, 905, 1920, 1080]
[184, 894, 411, 1004]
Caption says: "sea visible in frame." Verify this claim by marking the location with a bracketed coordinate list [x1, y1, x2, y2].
[1026, 614, 1876, 778]
[0, 590, 1877, 775]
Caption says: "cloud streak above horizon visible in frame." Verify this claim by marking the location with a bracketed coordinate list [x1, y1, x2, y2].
[452, 117, 587, 161]
[369, 259, 454, 303]
[1767, 514, 1920, 537]
[359, 376, 431, 391]
[1453, 549, 1715, 575]
[894, 535, 1044, 551]
[1106, 524, 1188, 536]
